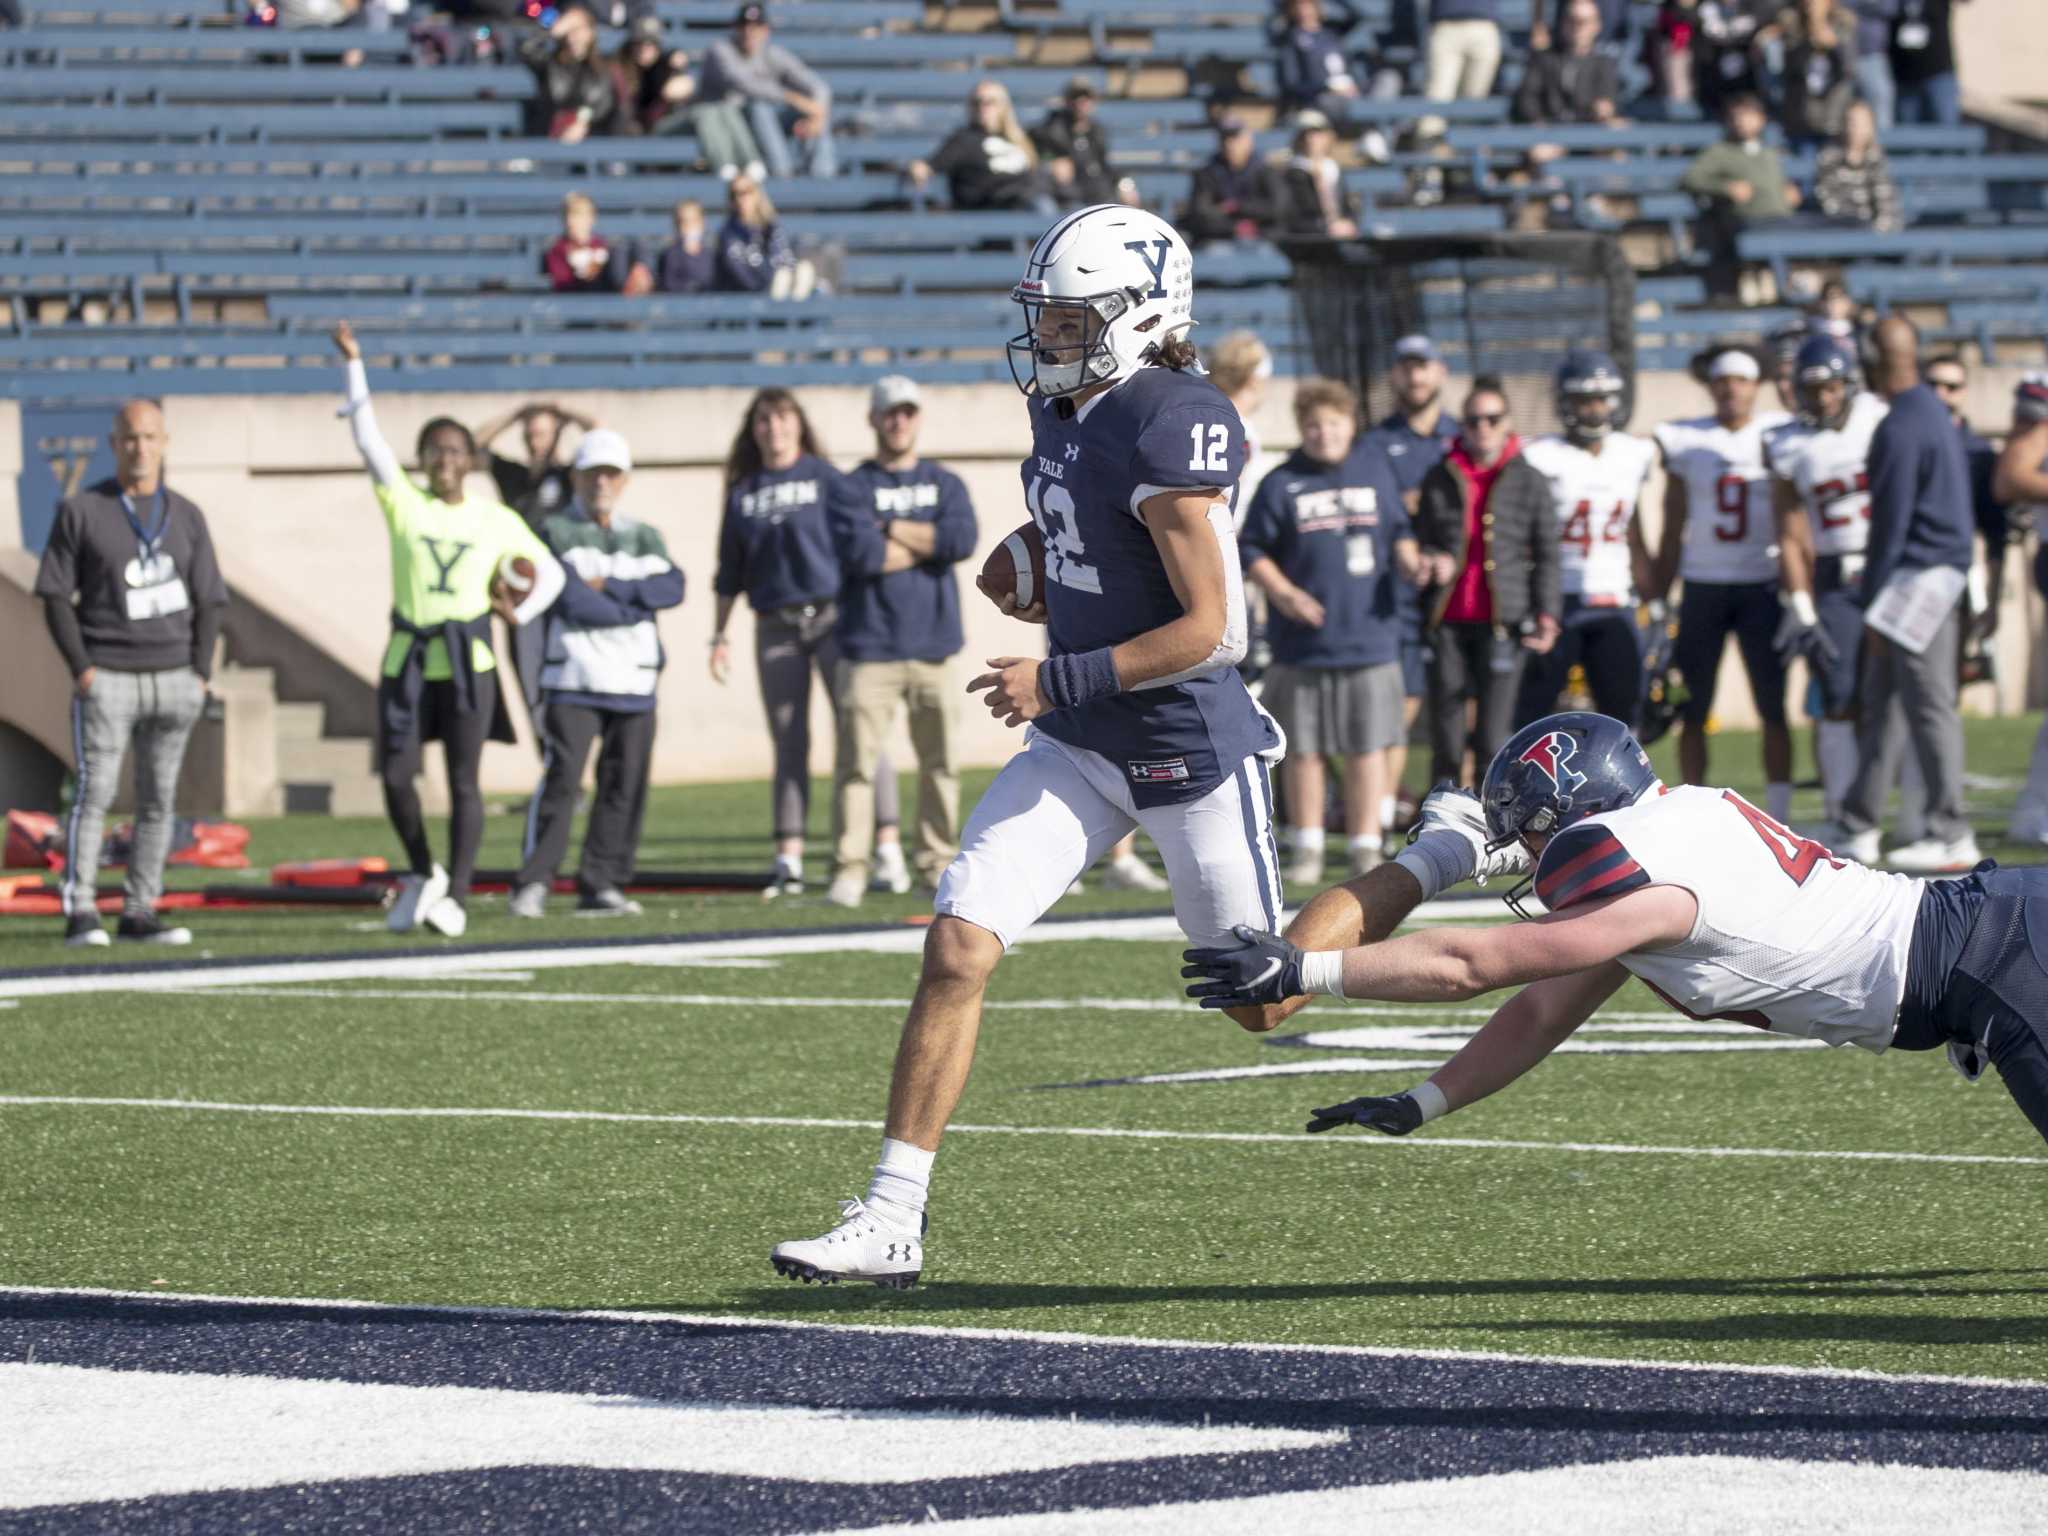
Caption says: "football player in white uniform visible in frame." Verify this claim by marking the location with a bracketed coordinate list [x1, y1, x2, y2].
[1516, 351, 1658, 729]
[1650, 346, 1794, 821]
[1183, 711, 2048, 1148]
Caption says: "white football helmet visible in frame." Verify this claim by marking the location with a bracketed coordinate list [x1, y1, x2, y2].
[1007, 204, 1196, 400]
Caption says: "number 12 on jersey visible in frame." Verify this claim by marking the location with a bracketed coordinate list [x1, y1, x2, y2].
[1188, 422, 1230, 472]
[1025, 475, 1103, 595]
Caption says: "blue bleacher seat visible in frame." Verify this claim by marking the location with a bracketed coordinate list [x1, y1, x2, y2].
[0, 63, 538, 101]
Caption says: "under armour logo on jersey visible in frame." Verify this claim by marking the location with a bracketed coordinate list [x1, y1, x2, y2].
[1065, 443, 1081, 461]
[1124, 238, 1172, 299]
[419, 536, 473, 595]
[1517, 731, 1587, 794]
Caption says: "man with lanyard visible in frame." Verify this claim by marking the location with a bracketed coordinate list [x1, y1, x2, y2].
[1362, 332, 1460, 848]
[35, 399, 228, 948]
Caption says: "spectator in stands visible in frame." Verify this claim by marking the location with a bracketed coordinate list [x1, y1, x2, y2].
[1993, 375, 2048, 845]
[1682, 93, 1800, 296]
[1813, 98, 1904, 229]
[655, 199, 717, 294]
[1240, 379, 1421, 883]
[543, 193, 647, 295]
[712, 389, 883, 895]
[699, 2, 837, 180]
[823, 376, 979, 908]
[1688, 0, 1772, 117]
[475, 400, 597, 529]
[1033, 78, 1133, 209]
[34, 400, 227, 950]
[0, 0, 18, 26]
[1763, 0, 1859, 147]
[616, 15, 696, 136]
[1532, 0, 1636, 52]
[520, 4, 624, 144]
[509, 429, 685, 921]
[1847, 0, 1899, 125]
[908, 81, 1057, 215]
[1512, 0, 1622, 158]
[330, 322, 565, 940]
[716, 175, 814, 300]
[1652, 0, 1700, 102]
[1279, 111, 1361, 238]
[1889, 0, 1966, 125]
[1419, 0, 1503, 141]
[1274, 0, 1397, 156]
[1184, 117, 1287, 246]
[1415, 377, 1560, 786]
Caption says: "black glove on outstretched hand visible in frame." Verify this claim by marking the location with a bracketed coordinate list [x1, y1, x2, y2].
[1306, 1093, 1425, 1136]
[1181, 924, 1305, 1009]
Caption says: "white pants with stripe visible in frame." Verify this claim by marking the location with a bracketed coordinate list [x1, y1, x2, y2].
[934, 727, 1284, 949]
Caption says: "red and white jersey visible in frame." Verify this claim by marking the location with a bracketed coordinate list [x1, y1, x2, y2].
[1532, 785, 1924, 1051]
[1763, 392, 1889, 559]
[1653, 410, 1792, 585]
[1522, 432, 1656, 602]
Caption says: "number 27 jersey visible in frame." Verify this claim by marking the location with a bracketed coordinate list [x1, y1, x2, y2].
[1532, 785, 1924, 1051]
[1020, 366, 1278, 805]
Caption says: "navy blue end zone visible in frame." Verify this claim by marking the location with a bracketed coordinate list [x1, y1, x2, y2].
[4, 1288, 2045, 1534]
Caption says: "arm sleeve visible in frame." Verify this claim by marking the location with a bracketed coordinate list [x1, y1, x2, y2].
[340, 358, 405, 489]
[34, 507, 95, 679]
[1526, 470, 1564, 617]
[931, 473, 979, 564]
[1533, 823, 1651, 911]
[612, 564, 686, 613]
[500, 516, 566, 627]
[1130, 401, 1247, 516]
[928, 128, 976, 178]
[1236, 474, 1284, 563]
[183, 510, 229, 678]
[713, 492, 747, 598]
[554, 573, 647, 628]
[827, 473, 889, 577]
[774, 45, 829, 105]
[43, 598, 90, 679]
[1858, 414, 1914, 605]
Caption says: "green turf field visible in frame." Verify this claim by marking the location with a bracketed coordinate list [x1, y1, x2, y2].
[4, 720, 2046, 1385]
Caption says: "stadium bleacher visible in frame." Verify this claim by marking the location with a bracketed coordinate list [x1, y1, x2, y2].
[2, 0, 2043, 396]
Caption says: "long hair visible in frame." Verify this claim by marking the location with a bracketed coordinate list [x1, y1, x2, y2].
[971, 80, 1037, 167]
[728, 175, 779, 228]
[724, 388, 825, 495]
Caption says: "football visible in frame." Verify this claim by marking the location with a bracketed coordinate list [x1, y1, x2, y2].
[495, 552, 538, 596]
[979, 521, 1048, 611]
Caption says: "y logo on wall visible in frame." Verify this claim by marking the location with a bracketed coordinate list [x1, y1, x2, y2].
[18, 406, 116, 555]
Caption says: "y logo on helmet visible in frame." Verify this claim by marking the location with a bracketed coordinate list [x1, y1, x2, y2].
[1124, 238, 1171, 300]
[1517, 731, 1587, 793]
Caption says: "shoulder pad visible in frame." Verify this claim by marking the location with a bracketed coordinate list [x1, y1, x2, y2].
[1534, 821, 1651, 912]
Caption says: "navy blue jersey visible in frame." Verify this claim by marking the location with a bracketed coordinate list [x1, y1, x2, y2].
[1363, 410, 1460, 499]
[713, 454, 843, 613]
[828, 458, 979, 664]
[1238, 441, 1413, 669]
[1019, 366, 1278, 805]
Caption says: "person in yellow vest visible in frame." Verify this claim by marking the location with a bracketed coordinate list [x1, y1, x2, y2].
[332, 322, 565, 938]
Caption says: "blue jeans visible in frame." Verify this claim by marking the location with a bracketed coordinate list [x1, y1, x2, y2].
[745, 98, 838, 179]
[1853, 52, 1895, 126]
[1894, 70, 1960, 125]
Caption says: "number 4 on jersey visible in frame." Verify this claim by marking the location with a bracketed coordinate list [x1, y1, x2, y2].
[1723, 792, 1842, 884]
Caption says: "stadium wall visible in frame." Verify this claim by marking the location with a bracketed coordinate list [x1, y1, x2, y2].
[3, 374, 2041, 796]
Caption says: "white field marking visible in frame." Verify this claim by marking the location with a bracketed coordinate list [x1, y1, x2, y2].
[0, 900, 1499, 1002]
[0, 1362, 1340, 1510]
[3, 1093, 2043, 1168]
[820, 1457, 2048, 1536]
[10, 1283, 2048, 1392]
[1079, 1048, 1819, 1087]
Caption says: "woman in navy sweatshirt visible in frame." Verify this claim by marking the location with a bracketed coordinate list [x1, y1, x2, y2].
[714, 175, 813, 300]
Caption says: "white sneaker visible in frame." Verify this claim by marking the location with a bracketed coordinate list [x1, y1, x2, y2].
[826, 871, 866, 909]
[1409, 783, 1529, 887]
[574, 888, 644, 918]
[1282, 852, 1323, 886]
[508, 881, 548, 920]
[1100, 852, 1169, 892]
[771, 857, 804, 897]
[1886, 834, 1982, 874]
[1806, 822, 1880, 864]
[1348, 845, 1382, 879]
[870, 851, 913, 895]
[770, 1197, 924, 1289]
[421, 895, 467, 938]
[387, 863, 448, 932]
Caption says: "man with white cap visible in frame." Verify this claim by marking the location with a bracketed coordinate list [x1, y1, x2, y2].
[822, 375, 979, 908]
[1649, 343, 1793, 820]
[509, 428, 685, 919]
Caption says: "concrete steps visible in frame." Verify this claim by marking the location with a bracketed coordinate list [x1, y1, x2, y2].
[217, 662, 445, 820]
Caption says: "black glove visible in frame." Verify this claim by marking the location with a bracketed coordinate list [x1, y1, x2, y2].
[1306, 1092, 1426, 1136]
[1181, 924, 1305, 1009]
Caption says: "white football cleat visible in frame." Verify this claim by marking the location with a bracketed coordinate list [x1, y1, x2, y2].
[422, 895, 467, 938]
[869, 849, 913, 895]
[387, 863, 448, 932]
[1885, 833, 1982, 874]
[770, 1197, 924, 1289]
[1410, 783, 1529, 887]
[507, 882, 548, 920]
[1805, 822, 1880, 864]
[1100, 852, 1169, 892]
[825, 871, 866, 909]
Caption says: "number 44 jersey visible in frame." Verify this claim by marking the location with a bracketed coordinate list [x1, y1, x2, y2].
[1652, 410, 1792, 585]
[1020, 366, 1280, 806]
[1532, 785, 1925, 1050]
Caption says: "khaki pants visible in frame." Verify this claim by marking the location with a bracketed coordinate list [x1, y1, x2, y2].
[832, 658, 959, 886]
[1419, 18, 1502, 138]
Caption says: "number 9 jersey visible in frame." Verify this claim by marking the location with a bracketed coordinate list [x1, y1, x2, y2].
[1020, 365, 1280, 804]
[1652, 410, 1792, 584]
[1532, 784, 1924, 1049]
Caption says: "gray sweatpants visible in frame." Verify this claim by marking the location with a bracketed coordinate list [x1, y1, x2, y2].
[1842, 603, 1968, 843]
[62, 665, 206, 920]
[756, 608, 896, 841]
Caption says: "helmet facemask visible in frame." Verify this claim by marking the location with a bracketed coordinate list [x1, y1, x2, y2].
[1795, 370, 1853, 431]
[1560, 386, 1621, 444]
[1007, 287, 1131, 400]
[1484, 795, 1558, 921]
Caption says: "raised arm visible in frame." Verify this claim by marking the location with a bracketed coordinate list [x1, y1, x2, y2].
[331, 322, 403, 489]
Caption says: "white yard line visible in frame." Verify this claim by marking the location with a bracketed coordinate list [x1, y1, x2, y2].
[1, 1092, 2039, 1167]
[5, 1282, 2042, 1392]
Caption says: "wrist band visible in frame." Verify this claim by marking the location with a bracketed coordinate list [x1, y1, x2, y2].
[1409, 1080, 1450, 1122]
[1298, 949, 1346, 998]
[1037, 647, 1120, 711]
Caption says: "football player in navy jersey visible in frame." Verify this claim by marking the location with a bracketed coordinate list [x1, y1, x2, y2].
[770, 205, 1301, 1287]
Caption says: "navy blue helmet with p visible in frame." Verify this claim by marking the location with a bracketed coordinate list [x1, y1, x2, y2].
[1792, 334, 1860, 429]
[1480, 711, 1659, 917]
[1555, 349, 1628, 442]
